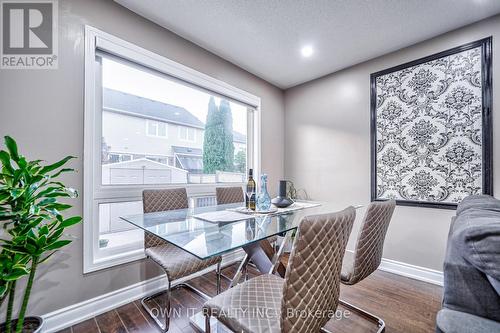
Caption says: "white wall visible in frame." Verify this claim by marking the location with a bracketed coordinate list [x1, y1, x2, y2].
[284, 15, 500, 271]
[0, 0, 284, 316]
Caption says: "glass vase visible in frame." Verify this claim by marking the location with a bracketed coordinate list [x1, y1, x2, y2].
[256, 174, 272, 211]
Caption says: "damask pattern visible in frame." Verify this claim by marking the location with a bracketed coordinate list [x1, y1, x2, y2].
[375, 47, 483, 204]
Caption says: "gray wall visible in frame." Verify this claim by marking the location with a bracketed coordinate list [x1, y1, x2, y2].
[0, 0, 284, 316]
[284, 15, 500, 271]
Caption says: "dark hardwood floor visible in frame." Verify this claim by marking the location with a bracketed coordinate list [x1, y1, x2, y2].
[56, 264, 442, 333]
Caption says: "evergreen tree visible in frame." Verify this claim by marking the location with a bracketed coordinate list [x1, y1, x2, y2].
[219, 99, 235, 171]
[234, 150, 246, 173]
[202, 98, 236, 173]
[203, 97, 225, 173]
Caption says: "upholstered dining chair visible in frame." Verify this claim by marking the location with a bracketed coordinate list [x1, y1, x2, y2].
[142, 188, 222, 332]
[215, 186, 245, 205]
[340, 199, 396, 333]
[202, 206, 356, 333]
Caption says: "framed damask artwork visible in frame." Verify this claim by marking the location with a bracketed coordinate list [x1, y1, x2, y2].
[370, 37, 492, 209]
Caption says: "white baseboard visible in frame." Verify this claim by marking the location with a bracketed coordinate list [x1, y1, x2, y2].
[378, 257, 443, 286]
[42, 250, 245, 333]
[43, 249, 442, 332]
[345, 249, 444, 286]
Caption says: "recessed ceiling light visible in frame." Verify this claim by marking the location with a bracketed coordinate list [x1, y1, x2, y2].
[301, 46, 314, 58]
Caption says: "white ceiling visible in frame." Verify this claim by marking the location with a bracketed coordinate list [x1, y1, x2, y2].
[115, 0, 500, 89]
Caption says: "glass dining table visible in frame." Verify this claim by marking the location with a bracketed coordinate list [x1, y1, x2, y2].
[120, 200, 352, 332]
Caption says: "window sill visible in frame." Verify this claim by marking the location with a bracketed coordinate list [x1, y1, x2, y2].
[85, 248, 146, 274]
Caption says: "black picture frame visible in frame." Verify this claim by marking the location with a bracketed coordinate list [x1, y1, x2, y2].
[370, 37, 493, 209]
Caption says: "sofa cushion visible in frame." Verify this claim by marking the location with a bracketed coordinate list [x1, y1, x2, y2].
[456, 195, 500, 216]
[453, 209, 500, 281]
[445, 204, 500, 321]
[442, 228, 500, 322]
[488, 276, 500, 296]
[436, 308, 500, 333]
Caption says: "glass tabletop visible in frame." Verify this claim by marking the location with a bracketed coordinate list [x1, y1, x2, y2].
[120, 201, 350, 260]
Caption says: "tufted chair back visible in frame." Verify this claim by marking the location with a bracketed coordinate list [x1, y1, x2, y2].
[142, 188, 189, 249]
[280, 207, 355, 333]
[344, 200, 395, 285]
[216, 187, 245, 205]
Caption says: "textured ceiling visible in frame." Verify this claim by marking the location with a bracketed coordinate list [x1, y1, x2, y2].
[115, 0, 500, 89]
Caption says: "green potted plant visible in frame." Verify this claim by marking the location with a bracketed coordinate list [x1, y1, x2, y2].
[0, 136, 82, 333]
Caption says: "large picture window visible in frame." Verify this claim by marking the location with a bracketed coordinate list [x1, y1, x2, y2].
[84, 26, 261, 272]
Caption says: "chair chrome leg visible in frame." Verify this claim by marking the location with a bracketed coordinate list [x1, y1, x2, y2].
[216, 261, 221, 295]
[141, 281, 172, 332]
[269, 230, 291, 275]
[229, 254, 251, 288]
[165, 283, 171, 332]
[205, 313, 211, 333]
[339, 299, 385, 333]
[243, 265, 248, 281]
[142, 281, 214, 332]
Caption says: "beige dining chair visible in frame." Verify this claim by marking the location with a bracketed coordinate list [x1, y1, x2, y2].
[340, 199, 396, 333]
[202, 206, 356, 333]
[215, 186, 245, 205]
[142, 188, 222, 332]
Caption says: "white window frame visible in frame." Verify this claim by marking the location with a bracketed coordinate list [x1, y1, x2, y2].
[178, 126, 196, 142]
[146, 119, 168, 138]
[84, 26, 261, 273]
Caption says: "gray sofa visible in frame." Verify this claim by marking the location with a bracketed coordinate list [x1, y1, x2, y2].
[436, 195, 500, 333]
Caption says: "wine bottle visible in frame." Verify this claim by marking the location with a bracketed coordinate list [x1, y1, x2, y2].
[246, 169, 256, 210]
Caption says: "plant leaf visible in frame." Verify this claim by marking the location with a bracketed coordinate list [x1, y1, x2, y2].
[38, 251, 56, 264]
[44, 239, 71, 251]
[60, 216, 82, 228]
[0, 151, 14, 174]
[4, 136, 19, 162]
[48, 227, 64, 242]
[4, 267, 28, 281]
[39, 156, 75, 175]
[51, 168, 75, 178]
[37, 234, 47, 247]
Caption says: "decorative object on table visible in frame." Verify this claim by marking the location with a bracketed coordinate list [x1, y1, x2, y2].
[193, 210, 252, 223]
[245, 168, 256, 210]
[0, 136, 82, 333]
[286, 180, 310, 201]
[256, 174, 272, 212]
[371, 37, 493, 209]
[229, 201, 320, 215]
[230, 206, 278, 215]
[272, 180, 294, 208]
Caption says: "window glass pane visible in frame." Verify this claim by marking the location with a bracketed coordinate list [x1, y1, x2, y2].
[121, 154, 131, 162]
[179, 126, 187, 140]
[188, 128, 195, 141]
[98, 201, 143, 253]
[100, 55, 248, 185]
[158, 123, 167, 137]
[147, 121, 157, 136]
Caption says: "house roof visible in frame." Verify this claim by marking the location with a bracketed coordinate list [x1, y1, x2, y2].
[103, 88, 205, 129]
[103, 88, 247, 142]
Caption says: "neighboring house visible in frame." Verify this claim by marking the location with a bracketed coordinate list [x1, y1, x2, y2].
[232, 130, 246, 154]
[101, 88, 246, 175]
